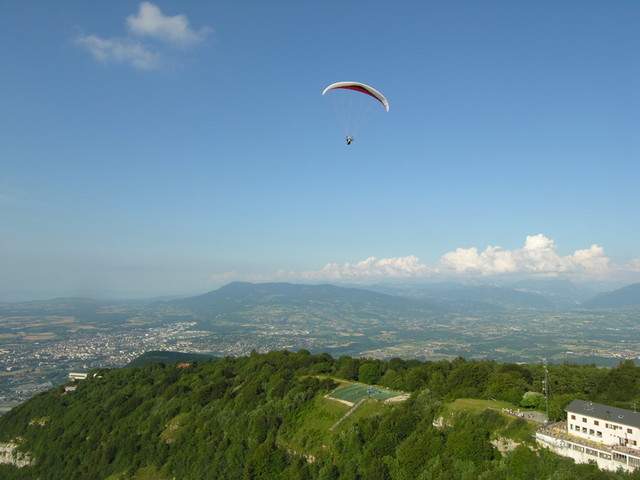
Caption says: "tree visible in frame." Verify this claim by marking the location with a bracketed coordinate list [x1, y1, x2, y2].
[393, 431, 436, 479]
[597, 359, 640, 403]
[521, 391, 545, 409]
[378, 369, 403, 390]
[243, 437, 287, 480]
[548, 393, 577, 421]
[445, 412, 495, 462]
[447, 361, 494, 398]
[358, 363, 381, 385]
[335, 357, 359, 381]
[403, 366, 428, 391]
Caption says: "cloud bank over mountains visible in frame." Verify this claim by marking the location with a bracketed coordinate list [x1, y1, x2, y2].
[214, 234, 639, 285]
[74, 2, 211, 70]
[438, 234, 609, 276]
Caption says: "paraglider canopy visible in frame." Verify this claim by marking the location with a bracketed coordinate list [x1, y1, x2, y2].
[322, 81, 390, 112]
[322, 81, 389, 143]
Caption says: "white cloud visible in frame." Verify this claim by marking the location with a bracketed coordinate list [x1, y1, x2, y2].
[210, 234, 640, 285]
[300, 255, 430, 281]
[127, 2, 211, 47]
[438, 234, 610, 276]
[74, 2, 211, 70]
[74, 35, 161, 70]
[627, 258, 640, 273]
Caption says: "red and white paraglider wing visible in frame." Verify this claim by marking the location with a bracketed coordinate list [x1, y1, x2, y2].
[322, 81, 390, 112]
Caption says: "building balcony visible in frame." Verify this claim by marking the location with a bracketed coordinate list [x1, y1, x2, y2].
[536, 422, 640, 472]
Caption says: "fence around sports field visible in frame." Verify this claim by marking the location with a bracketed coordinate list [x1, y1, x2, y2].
[327, 383, 405, 405]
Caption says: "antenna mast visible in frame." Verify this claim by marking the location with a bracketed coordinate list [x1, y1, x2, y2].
[543, 358, 549, 422]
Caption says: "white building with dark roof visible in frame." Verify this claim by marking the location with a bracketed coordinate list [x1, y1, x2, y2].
[536, 399, 640, 472]
[566, 399, 640, 448]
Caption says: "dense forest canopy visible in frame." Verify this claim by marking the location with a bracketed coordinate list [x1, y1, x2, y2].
[1, 351, 639, 479]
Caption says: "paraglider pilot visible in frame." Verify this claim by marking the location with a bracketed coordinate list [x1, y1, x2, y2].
[346, 136, 354, 145]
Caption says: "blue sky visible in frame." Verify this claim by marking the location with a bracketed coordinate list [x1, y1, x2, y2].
[1, 1, 639, 301]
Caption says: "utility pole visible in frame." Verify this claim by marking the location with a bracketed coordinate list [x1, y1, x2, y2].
[542, 358, 549, 423]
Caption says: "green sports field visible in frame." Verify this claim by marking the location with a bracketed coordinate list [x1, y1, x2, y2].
[328, 384, 405, 404]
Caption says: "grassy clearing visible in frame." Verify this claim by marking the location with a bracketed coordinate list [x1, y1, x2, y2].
[281, 396, 398, 460]
[446, 398, 513, 414]
[342, 399, 392, 428]
[327, 383, 406, 405]
[281, 396, 349, 455]
[444, 398, 539, 444]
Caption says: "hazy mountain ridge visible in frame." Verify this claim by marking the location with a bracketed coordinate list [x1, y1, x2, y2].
[176, 282, 537, 313]
[3, 280, 639, 313]
[335, 281, 596, 312]
[581, 282, 640, 309]
[168, 281, 441, 317]
[418, 285, 555, 310]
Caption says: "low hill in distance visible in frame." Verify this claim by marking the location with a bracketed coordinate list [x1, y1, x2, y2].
[167, 280, 569, 318]
[353, 280, 622, 311]
[169, 281, 440, 314]
[418, 284, 555, 310]
[4, 279, 638, 314]
[511, 278, 597, 305]
[582, 282, 640, 309]
[126, 350, 217, 367]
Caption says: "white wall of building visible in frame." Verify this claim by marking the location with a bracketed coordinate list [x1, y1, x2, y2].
[567, 411, 640, 448]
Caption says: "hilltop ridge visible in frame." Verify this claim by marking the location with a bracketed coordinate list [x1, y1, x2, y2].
[1, 351, 638, 479]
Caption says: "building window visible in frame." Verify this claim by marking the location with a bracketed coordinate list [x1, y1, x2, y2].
[589, 429, 595, 435]
[628, 428, 633, 434]
[571, 415, 576, 420]
[613, 452, 628, 464]
[594, 420, 599, 426]
[582, 417, 587, 423]
[597, 431, 602, 437]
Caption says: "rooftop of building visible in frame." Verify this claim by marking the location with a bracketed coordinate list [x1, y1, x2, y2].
[566, 400, 640, 429]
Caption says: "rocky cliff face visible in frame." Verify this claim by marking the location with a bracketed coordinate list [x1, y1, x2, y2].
[0, 441, 32, 468]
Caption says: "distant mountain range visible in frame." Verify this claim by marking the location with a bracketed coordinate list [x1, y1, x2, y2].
[168, 281, 440, 320]
[354, 280, 638, 311]
[581, 282, 640, 309]
[162, 280, 640, 317]
[2, 281, 639, 313]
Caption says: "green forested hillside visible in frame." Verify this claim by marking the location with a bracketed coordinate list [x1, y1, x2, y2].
[1, 351, 639, 479]
[126, 350, 217, 367]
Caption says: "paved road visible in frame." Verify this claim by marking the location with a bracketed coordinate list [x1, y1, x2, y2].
[504, 409, 548, 424]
